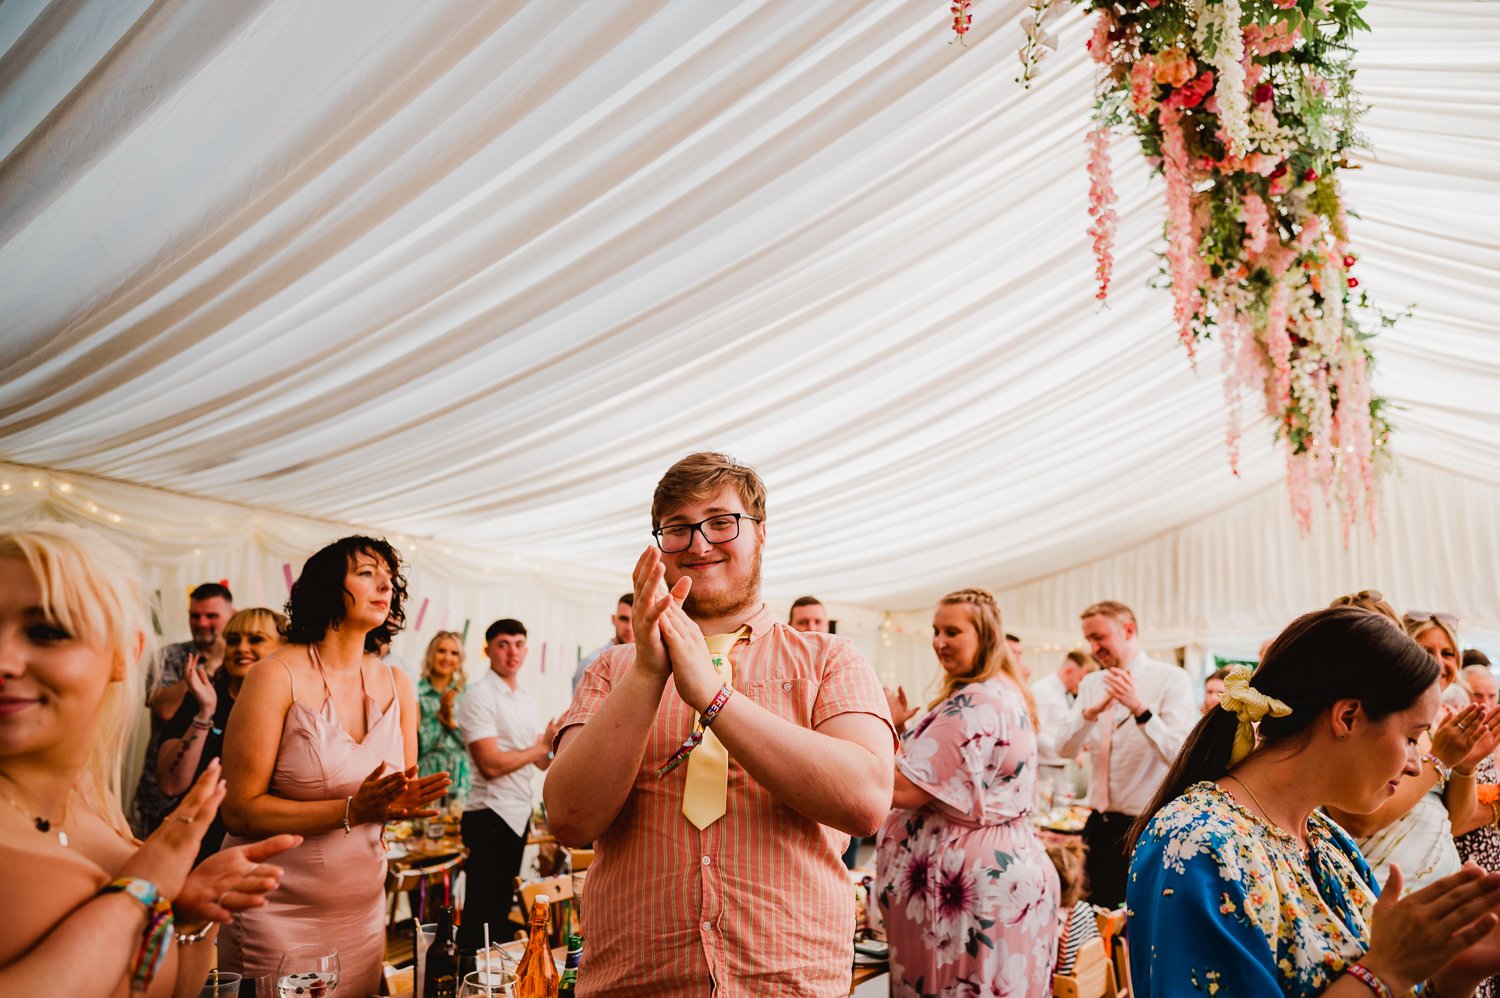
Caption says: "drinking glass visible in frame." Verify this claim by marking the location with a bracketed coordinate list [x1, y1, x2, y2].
[242, 973, 275, 998]
[570, 868, 588, 935]
[460, 969, 516, 996]
[415, 923, 438, 987]
[200, 970, 241, 997]
[276, 946, 340, 996]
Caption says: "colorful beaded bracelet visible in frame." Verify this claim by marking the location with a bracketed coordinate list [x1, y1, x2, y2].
[655, 685, 734, 778]
[101, 876, 174, 994]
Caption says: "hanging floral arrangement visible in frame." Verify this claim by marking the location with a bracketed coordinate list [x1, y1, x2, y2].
[966, 0, 1396, 538]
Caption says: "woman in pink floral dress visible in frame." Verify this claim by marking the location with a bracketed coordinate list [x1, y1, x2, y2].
[876, 588, 1059, 998]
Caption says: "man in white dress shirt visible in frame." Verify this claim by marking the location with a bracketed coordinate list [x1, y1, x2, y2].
[1055, 601, 1196, 908]
[457, 618, 559, 950]
[1031, 649, 1098, 771]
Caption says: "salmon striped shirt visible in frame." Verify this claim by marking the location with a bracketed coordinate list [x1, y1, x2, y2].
[558, 603, 895, 997]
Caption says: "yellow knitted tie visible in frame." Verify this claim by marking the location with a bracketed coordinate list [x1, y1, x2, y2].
[681, 628, 747, 829]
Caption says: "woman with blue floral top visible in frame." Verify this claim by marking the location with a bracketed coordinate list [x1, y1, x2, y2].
[1128, 606, 1500, 998]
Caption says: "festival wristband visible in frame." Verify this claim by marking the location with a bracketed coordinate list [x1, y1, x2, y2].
[699, 684, 734, 726]
[1345, 963, 1394, 998]
[101, 877, 174, 994]
[655, 685, 735, 778]
[1424, 753, 1452, 784]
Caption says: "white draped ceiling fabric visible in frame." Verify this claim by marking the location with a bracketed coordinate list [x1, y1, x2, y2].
[2, 1, 1499, 693]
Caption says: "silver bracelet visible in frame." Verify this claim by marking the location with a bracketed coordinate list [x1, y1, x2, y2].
[174, 921, 214, 946]
[342, 796, 354, 835]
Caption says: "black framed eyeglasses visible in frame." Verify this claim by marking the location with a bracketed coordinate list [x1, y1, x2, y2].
[652, 514, 762, 553]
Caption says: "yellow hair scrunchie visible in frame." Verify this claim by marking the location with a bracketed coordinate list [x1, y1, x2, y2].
[1218, 664, 1292, 765]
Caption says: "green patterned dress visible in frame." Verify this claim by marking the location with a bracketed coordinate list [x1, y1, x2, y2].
[417, 677, 471, 803]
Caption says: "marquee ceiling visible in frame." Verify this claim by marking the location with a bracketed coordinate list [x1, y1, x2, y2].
[1, 0, 1497, 608]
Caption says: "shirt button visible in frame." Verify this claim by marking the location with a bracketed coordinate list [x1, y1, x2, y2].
[782, 681, 792, 691]
[702, 921, 713, 932]
[702, 855, 711, 866]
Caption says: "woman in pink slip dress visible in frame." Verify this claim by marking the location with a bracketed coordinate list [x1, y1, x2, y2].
[220, 537, 449, 995]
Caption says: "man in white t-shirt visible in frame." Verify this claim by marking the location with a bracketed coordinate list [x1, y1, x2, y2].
[456, 618, 559, 950]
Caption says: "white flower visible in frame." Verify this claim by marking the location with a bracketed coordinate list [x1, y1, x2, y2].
[990, 860, 1048, 928]
[902, 736, 941, 785]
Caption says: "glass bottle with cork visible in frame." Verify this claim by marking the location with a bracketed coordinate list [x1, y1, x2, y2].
[514, 895, 560, 998]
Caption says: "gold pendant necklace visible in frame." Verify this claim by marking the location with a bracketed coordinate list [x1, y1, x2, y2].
[0, 784, 70, 848]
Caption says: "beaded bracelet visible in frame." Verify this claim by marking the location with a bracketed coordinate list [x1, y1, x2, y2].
[1424, 753, 1452, 786]
[1345, 963, 1394, 998]
[655, 685, 734, 778]
[100, 877, 174, 994]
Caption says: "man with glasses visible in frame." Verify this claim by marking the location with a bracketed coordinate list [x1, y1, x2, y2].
[571, 593, 635, 693]
[545, 451, 895, 996]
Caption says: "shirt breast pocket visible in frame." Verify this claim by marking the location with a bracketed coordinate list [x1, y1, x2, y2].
[740, 677, 816, 728]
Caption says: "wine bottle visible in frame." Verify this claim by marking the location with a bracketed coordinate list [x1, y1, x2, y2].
[514, 895, 560, 998]
[558, 933, 582, 998]
[423, 905, 459, 998]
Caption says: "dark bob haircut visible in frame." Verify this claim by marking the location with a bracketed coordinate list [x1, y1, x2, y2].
[285, 536, 408, 652]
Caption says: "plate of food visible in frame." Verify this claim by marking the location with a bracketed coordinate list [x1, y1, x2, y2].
[853, 937, 889, 965]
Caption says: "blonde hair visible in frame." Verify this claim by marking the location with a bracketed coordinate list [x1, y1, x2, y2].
[1080, 600, 1137, 629]
[1045, 837, 1089, 909]
[223, 607, 289, 641]
[931, 588, 1037, 725]
[651, 452, 767, 529]
[1404, 614, 1462, 689]
[1329, 589, 1403, 627]
[1063, 648, 1101, 673]
[0, 523, 154, 841]
[422, 630, 467, 691]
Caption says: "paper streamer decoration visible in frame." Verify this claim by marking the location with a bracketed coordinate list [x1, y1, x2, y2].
[151, 590, 164, 637]
[282, 563, 294, 593]
[461, 619, 471, 644]
[414, 597, 429, 631]
[540, 643, 546, 674]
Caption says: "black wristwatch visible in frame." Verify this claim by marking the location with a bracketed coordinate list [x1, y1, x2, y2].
[1134, 708, 1153, 725]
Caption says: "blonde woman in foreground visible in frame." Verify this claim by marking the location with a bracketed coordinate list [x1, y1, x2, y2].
[0, 523, 297, 996]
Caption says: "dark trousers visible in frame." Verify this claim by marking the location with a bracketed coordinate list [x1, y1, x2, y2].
[1083, 809, 1135, 909]
[458, 807, 526, 951]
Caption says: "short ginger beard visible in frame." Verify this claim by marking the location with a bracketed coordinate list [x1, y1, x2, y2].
[680, 547, 763, 622]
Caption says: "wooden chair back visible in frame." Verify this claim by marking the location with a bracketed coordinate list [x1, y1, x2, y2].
[1052, 937, 1116, 998]
[513, 874, 574, 945]
[1094, 908, 1131, 998]
[568, 848, 595, 872]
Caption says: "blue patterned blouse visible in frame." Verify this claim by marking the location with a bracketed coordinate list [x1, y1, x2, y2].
[1127, 781, 1381, 997]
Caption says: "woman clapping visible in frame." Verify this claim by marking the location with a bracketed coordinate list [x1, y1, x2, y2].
[0, 524, 296, 996]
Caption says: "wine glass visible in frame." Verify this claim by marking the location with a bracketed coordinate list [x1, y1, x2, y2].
[276, 946, 340, 996]
[460, 969, 515, 996]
